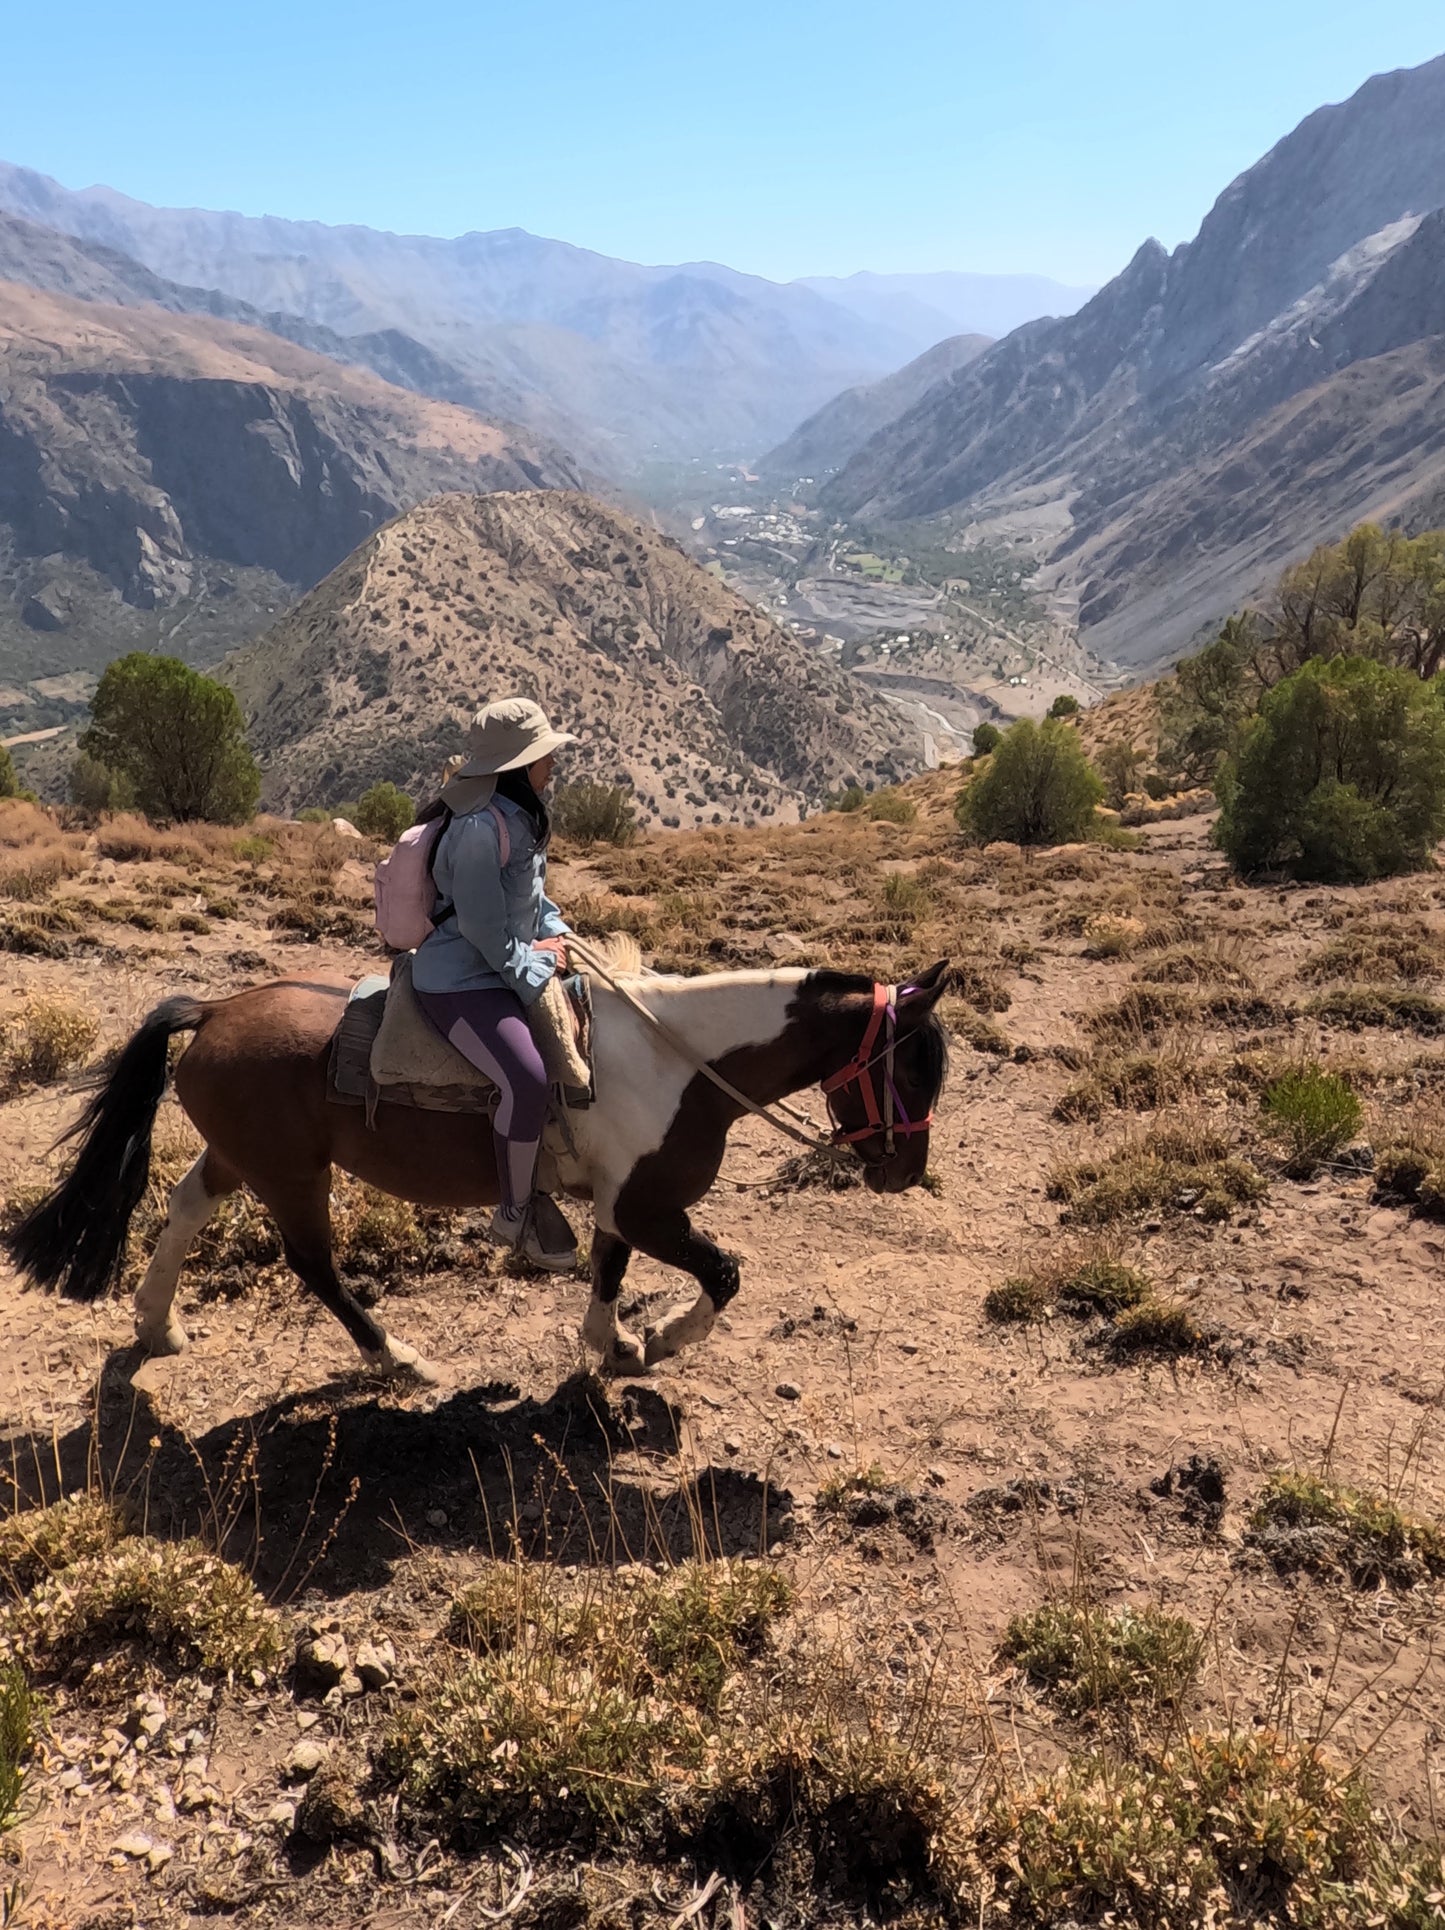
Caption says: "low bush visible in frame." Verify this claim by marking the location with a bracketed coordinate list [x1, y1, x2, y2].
[0, 1536, 284, 1677]
[984, 1254, 1151, 1323]
[956, 717, 1104, 847]
[971, 721, 1001, 756]
[999, 1601, 1199, 1714]
[1248, 1471, 1445, 1588]
[552, 781, 638, 846]
[1299, 928, 1439, 984]
[389, 1558, 792, 1832]
[1107, 1298, 1204, 1357]
[0, 1495, 128, 1592]
[864, 787, 917, 824]
[353, 781, 414, 841]
[1262, 1064, 1362, 1178]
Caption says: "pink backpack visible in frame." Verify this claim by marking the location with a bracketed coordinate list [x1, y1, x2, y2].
[373, 804, 509, 951]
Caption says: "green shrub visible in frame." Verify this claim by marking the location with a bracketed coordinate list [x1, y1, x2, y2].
[865, 787, 916, 824]
[971, 721, 1001, 756]
[552, 781, 638, 846]
[295, 806, 332, 825]
[1000, 1601, 1199, 1714]
[1262, 1065, 1363, 1178]
[1047, 693, 1081, 718]
[69, 752, 136, 813]
[1216, 656, 1445, 881]
[957, 717, 1104, 847]
[1249, 1471, 1445, 1586]
[353, 780, 415, 841]
[0, 746, 16, 801]
[1097, 739, 1147, 809]
[80, 653, 261, 825]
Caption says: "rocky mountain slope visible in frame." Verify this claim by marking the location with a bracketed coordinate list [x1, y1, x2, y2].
[820, 52, 1445, 667]
[0, 281, 580, 696]
[0, 169, 932, 473]
[761, 331, 991, 479]
[221, 491, 924, 818]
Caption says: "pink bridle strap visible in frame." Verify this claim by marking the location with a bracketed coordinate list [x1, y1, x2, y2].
[822, 982, 934, 1148]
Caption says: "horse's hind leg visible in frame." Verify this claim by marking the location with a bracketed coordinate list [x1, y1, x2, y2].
[134, 1150, 237, 1356]
[263, 1173, 441, 1386]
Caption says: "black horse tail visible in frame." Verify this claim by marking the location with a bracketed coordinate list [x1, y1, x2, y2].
[7, 996, 207, 1302]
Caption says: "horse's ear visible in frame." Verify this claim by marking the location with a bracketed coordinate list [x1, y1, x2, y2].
[897, 960, 949, 1014]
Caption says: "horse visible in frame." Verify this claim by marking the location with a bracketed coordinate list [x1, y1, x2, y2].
[7, 960, 950, 1383]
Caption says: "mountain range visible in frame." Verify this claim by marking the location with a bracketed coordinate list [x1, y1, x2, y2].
[0, 165, 1083, 476]
[814, 52, 1445, 668]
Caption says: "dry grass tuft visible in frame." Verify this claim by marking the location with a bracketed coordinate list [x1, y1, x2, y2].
[1055, 1045, 1208, 1122]
[1048, 1120, 1267, 1226]
[1308, 986, 1445, 1035]
[1299, 928, 1440, 985]
[999, 1600, 1200, 1715]
[0, 1668, 30, 1831]
[0, 995, 98, 1092]
[984, 1249, 1152, 1324]
[1133, 940, 1255, 988]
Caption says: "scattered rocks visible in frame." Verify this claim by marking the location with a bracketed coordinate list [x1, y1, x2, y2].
[294, 1627, 351, 1695]
[353, 1638, 396, 1690]
[287, 1740, 328, 1781]
[1150, 1453, 1228, 1528]
[968, 1476, 1083, 1517]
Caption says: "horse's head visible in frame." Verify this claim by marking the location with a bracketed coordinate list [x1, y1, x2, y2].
[823, 960, 950, 1194]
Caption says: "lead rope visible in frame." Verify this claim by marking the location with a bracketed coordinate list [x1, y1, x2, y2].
[565, 935, 837, 1154]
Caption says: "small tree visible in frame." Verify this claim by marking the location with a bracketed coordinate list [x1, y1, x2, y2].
[972, 721, 1002, 756]
[551, 781, 638, 846]
[354, 781, 414, 841]
[1216, 656, 1445, 882]
[1156, 618, 1255, 786]
[0, 744, 17, 800]
[957, 717, 1104, 846]
[1097, 739, 1147, 809]
[81, 654, 260, 825]
[70, 752, 135, 813]
[1047, 693, 1081, 719]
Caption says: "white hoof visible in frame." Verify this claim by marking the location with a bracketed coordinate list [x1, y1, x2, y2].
[644, 1296, 717, 1366]
[366, 1337, 441, 1386]
[137, 1319, 190, 1358]
[604, 1331, 648, 1376]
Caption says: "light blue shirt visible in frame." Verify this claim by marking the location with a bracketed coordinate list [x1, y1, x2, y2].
[410, 795, 569, 1004]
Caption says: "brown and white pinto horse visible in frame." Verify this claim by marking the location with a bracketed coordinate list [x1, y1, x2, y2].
[8, 962, 949, 1382]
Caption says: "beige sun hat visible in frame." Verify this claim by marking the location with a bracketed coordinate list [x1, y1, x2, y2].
[438, 697, 578, 814]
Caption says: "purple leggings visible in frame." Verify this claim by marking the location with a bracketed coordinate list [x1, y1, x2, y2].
[415, 987, 549, 1212]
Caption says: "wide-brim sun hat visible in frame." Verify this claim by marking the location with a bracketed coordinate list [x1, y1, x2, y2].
[438, 697, 578, 813]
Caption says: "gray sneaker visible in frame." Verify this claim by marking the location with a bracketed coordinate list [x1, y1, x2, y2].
[488, 1196, 576, 1272]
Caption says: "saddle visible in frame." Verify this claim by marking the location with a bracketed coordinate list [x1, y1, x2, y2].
[326, 932, 645, 1128]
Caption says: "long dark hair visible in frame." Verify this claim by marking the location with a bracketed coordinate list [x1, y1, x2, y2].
[495, 766, 551, 848]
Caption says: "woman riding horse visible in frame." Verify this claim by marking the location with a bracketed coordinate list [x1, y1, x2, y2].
[8, 761, 951, 1383]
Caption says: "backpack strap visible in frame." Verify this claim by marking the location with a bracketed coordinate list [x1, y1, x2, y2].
[427, 801, 511, 931]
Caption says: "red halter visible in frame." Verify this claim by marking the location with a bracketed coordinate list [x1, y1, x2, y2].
[821, 982, 934, 1155]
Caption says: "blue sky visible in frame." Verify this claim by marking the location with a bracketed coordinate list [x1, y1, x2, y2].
[6, 1, 1443, 286]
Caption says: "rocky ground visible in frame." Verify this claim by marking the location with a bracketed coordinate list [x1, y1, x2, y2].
[2, 786, 1445, 1926]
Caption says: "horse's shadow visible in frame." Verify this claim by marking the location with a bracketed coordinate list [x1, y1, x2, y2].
[0, 1351, 793, 1599]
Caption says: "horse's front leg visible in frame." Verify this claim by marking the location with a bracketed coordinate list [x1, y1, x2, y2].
[580, 1229, 646, 1375]
[616, 1206, 740, 1367]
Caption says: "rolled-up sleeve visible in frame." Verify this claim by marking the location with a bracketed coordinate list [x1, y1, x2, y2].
[538, 890, 570, 939]
[447, 814, 558, 1003]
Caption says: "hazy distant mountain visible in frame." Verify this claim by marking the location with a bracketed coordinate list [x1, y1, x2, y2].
[795, 270, 1095, 346]
[0, 279, 578, 692]
[821, 52, 1445, 669]
[0, 166, 931, 472]
[761, 332, 992, 479]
